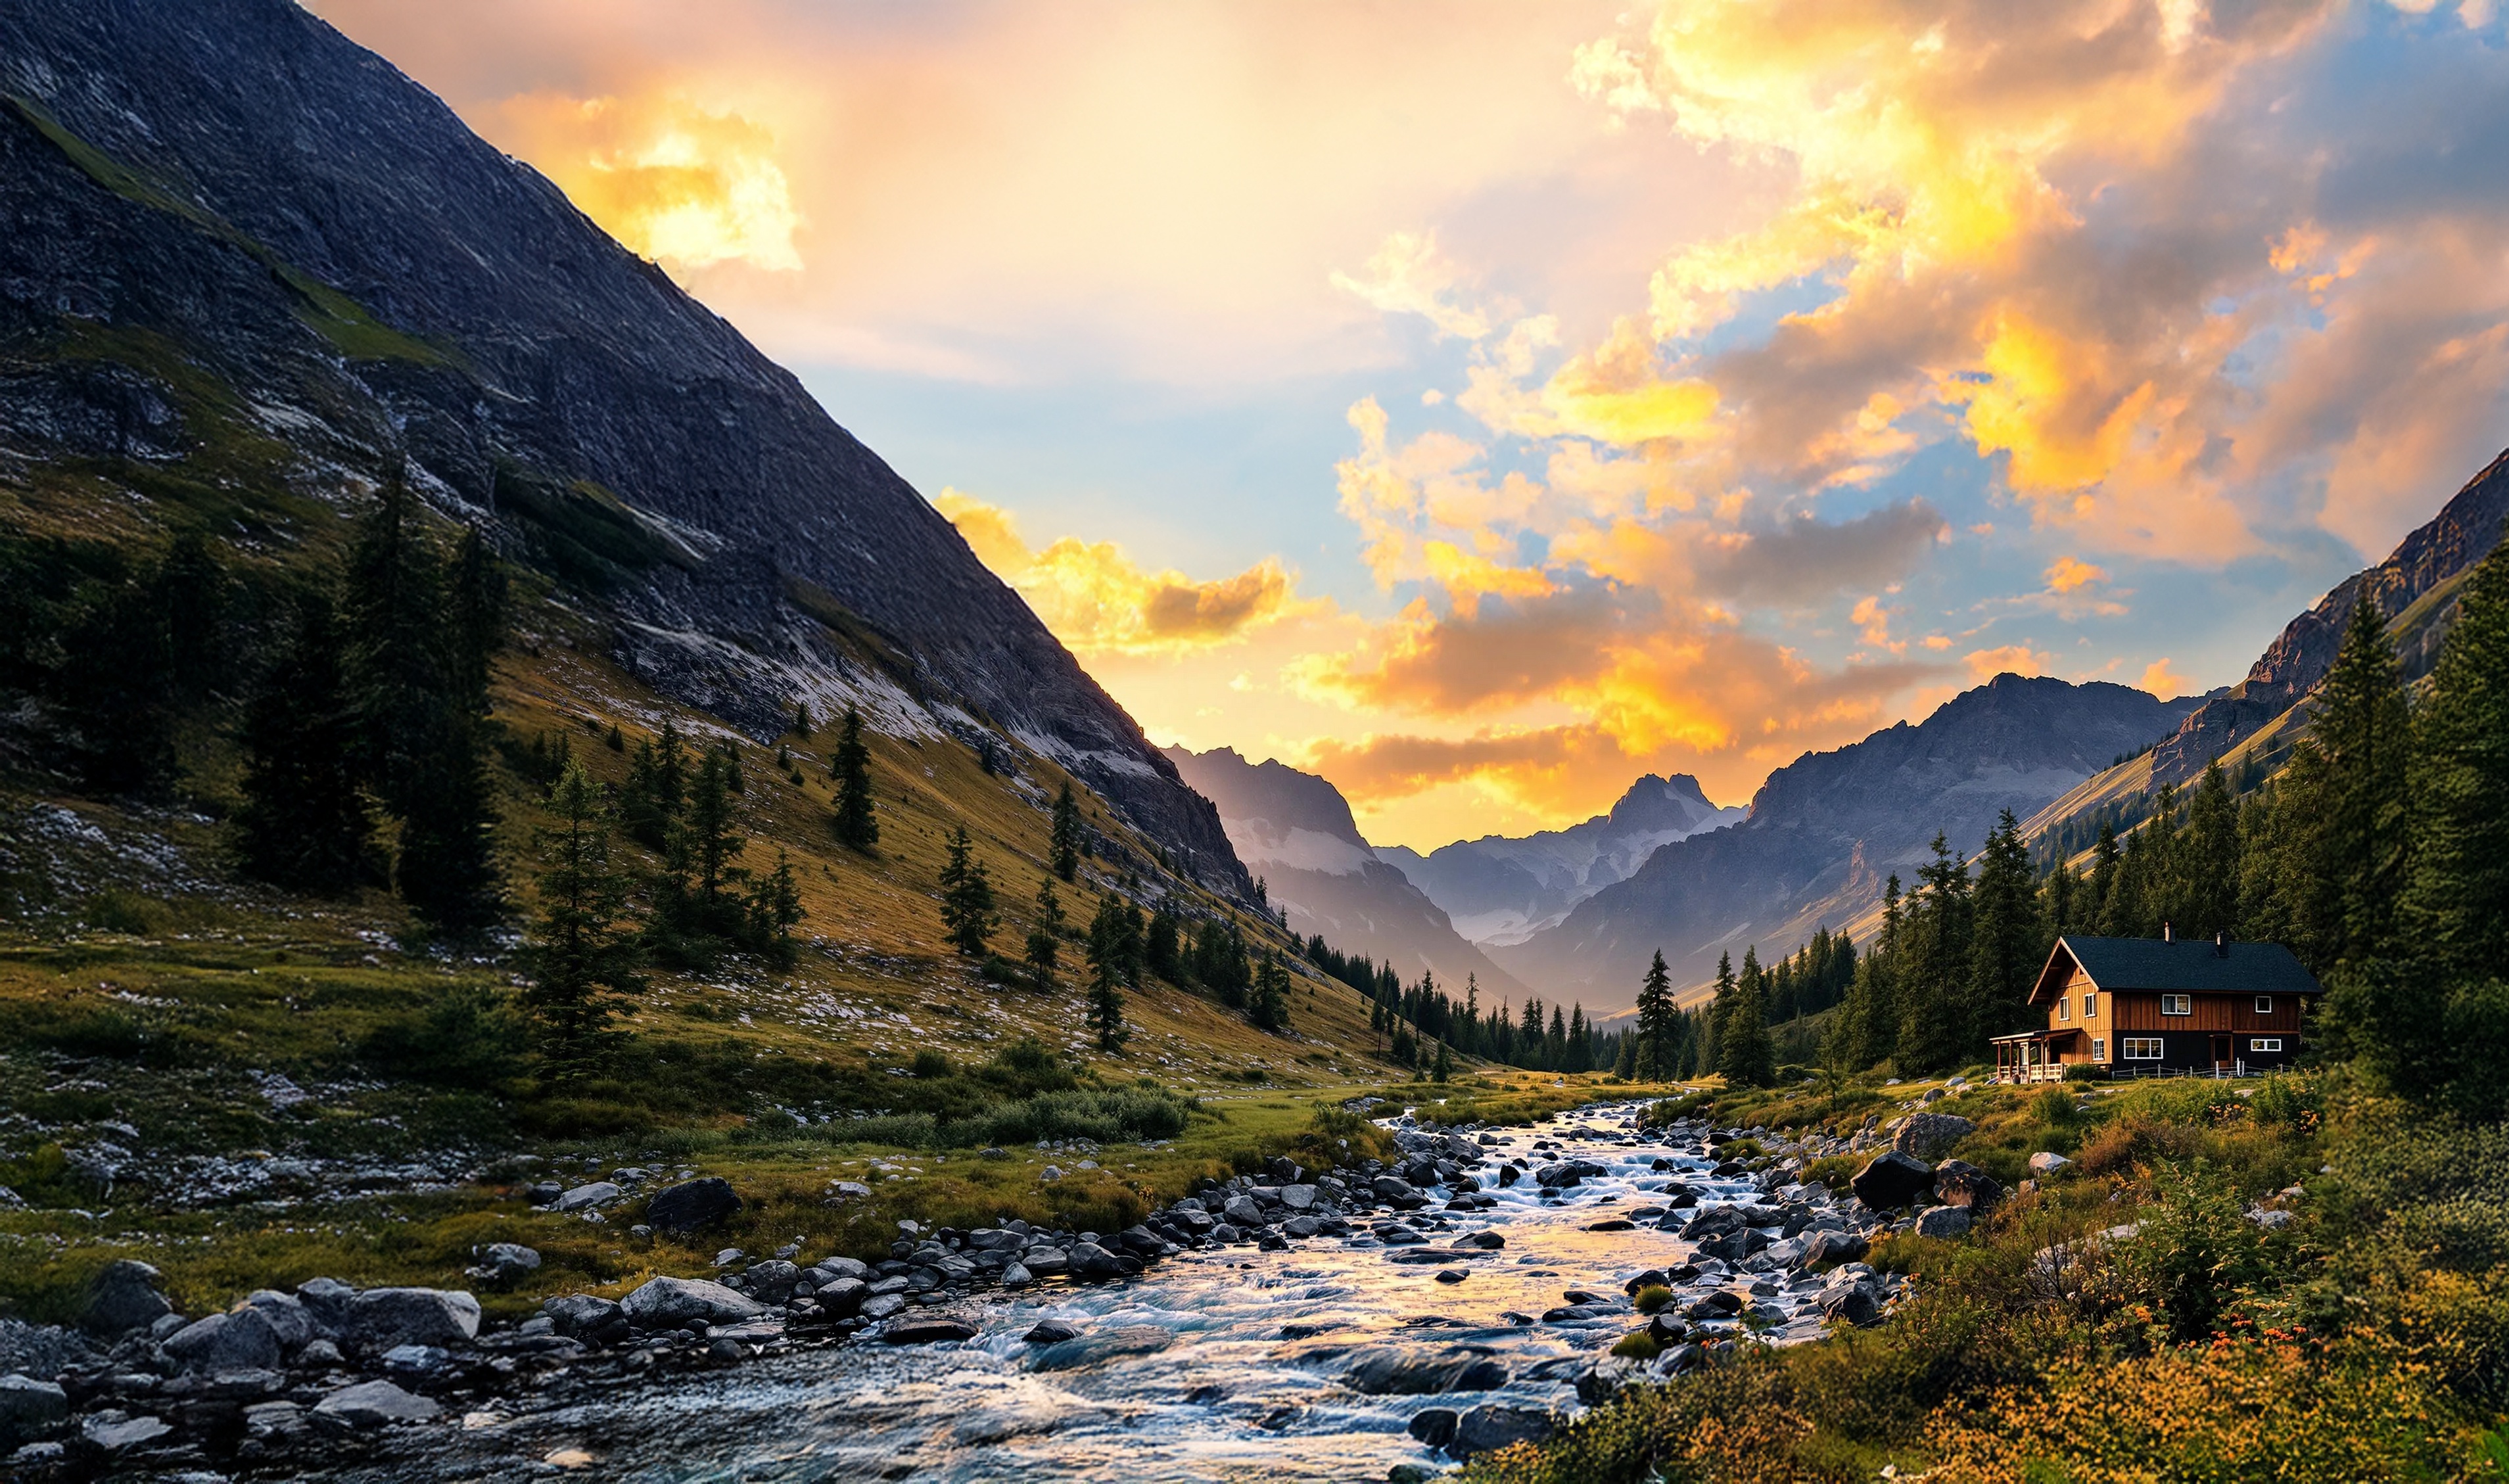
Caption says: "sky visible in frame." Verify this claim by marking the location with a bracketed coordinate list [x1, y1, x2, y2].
[310, 0, 2509, 851]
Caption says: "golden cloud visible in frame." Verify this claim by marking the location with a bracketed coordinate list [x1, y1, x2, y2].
[1330, 231, 1491, 340]
[2138, 657, 2192, 699]
[2043, 555, 2109, 594]
[935, 490, 1316, 657]
[1963, 643, 2052, 683]
[494, 91, 803, 273]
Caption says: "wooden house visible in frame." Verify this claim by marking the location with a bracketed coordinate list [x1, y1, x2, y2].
[1990, 929, 2322, 1082]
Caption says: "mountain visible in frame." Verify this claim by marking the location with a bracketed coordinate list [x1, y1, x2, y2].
[2026, 446, 2509, 846]
[0, 0, 1246, 892]
[1491, 676, 2204, 1010]
[1377, 775, 1745, 947]
[1165, 746, 1530, 1001]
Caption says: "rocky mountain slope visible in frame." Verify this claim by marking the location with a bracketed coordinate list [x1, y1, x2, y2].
[1164, 747, 1530, 1000]
[0, 0, 1246, 891]
[2026, 446, 2509, 846]
[1491, 676, 2203, 1010]
[1378, 776, 1744, 948]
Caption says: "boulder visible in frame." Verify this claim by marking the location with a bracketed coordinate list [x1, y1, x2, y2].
[1848, 1153, 1936, 1211]
[541, 1295, 627, 1343]
[312, 1379, 440, 1428]
[471, 1243, 542, 1283]
[294, 1278, 356, 1333]
[999, 1263, 1034, 1289]
[811, 1278, 868, 1318]
[163, 1307, 284, 1372]
[83, 1414, 172, 1451]
[1020, 1247, 1070, 1278]
[1802, 1230, 1869, 1268]
[1914, 1205, 1973, 1240]
[1064, 1243, 1124, 1281]
[883, 1317, 979, 1345]
[621, 1277, 763, 1329]
[239, 1291, 314, 1351]
[1817, 1284, 1881, 1327]
[81, 1260, 170, 1337]
[1933, 1161, 2003, 1211]
[0, 1374, 68, 1445]
[1408, 1407, 1460, 1449]
[1222, 1195, 1265, 1228]
[1890, 1113, 1975, 1163]
[553, 1181, 620, 1213]
[1023, 1319, 1081, 1344]
[812, 1257, 872, 1282]
[2028, 1151, 2073, 1176]
[1445, 1404, 1555, 1460]
[1278, 1184, 1317, 1211]
[1340, 1347, 1509, 1395]
[645, 1178, 743, 1234]
[743, 1261, 801, 1305]
[345, 1289, 481, 1353]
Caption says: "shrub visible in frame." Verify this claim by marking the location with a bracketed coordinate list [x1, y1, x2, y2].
[361, 985, 525, 1090]
[2117, 1159, 2269, 1343]
[1633, 1284, 1674, 1314]
[2061, 1061, 2102, 1082]
[910, 1049, 952, 1079]
[1610, 1332, 1660, 1360]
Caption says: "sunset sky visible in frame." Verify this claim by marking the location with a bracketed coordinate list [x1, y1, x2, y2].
[310, 0, 2509, 850]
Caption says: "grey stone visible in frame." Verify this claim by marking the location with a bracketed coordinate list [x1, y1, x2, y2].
[83, 1414, 172, 1450]
[1023, 1319, 1081, 1344]
[620, 1277, 763, 1329]
[312, 1379, 440, 1428]
[1222, 1195, 1265, 1227]
[1408, 1407, 1459, 1449]
[0, 1321, 92, 1384]
[1278, 1184, 1316, 1211]
[1340, 1347, 1508, 1395]
[998, 1263, 1033, 1289]
[1445, 1404, 1554, 1460]
[1933, 1161, 2003, 1211]
[81, 1261, 170, 1337]
[296, 1338, 344, 1368]
[1849, 1152, 1936, 1211]
[345, 1289, 481, 1353]
[1914, 1205, 1972, 1240]
[472, 1243, 542, 1282]
[1370, 1175, 1419, 1203]
[646, 1177, 743, 1234]
[2028, 1151, 2072, 1176]
[858, 1294, 906, 1322]
[882, 1317, 979, 1345]
[163, 1308, 283, 1372]
[1890, 1113, 1975, 1162]
[743, 1260, 801, 1305]
[294, 1278, 356, 1332]
[239, 1291, 314, 1351]
[1803, 1230, 1869, 1268]
[810, 1278, 867, 1318]
[1064, 1242, 1124, 1281]
[0, 1374, 68, 1444]
[553, 1181, 621, 1213]
[540, 1295, 626, 1343]
[811, 1257, 871, 1282]
[1817, 1285, 1880, 1327]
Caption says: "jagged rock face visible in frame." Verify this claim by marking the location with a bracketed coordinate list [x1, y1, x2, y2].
[1163, 746, 1528, 998]
[2147, 448, 2509, 787]
[0, 0, 1246, 891]
[1380, 774, 1745, 948]
[1493, 676, 2200, 1007]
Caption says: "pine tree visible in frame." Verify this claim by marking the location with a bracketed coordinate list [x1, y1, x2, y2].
[1633, 950, 1677, 1081]
[235, 591, 374, 893]
[1050, 781, 1083, 882]
[1612, 1032, 1638, 1079]
[1968, 809, 2040, 1043]
[743, 848, 805, 969]
[521, 759, 643, 1077]
[2318, 594, 2414, 971]
[937, 823, 997, 957]
[1084, 894, 1130, 1050]
[1430, 1039, 1453, 1082]
[1898, 834, 1973, 1070]
[1145, 905, 1183, 983]
[647, 746, 751, 966]
[830, 705, 878, 850]
[2180, 761, 2241, 939]
[792, 701, 813, 738]
[1250, 948, 1291, 1032]
[1025, 878, 1066, 992]
[1721, 949, 1775, 1087]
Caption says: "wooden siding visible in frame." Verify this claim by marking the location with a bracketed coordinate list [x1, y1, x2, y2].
[2108, 991, 2304, 1034]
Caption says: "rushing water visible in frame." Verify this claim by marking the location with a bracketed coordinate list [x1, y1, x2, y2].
[330, 1100, 1829, 1483]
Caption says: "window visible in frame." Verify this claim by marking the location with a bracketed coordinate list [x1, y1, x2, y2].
[2124, 1037, 2165, 1060]
[2250, 1038, 2282, 1053]
[2255, 996, 2273, 1015]
[2162, 994, 2192, 1015]
[2093, 1038, 2107, 1061]
[2056, 998, 2069, 1021]
[2084, 992, 2098, 1018]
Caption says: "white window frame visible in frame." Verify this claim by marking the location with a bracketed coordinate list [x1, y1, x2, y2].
[2092, 1037, 2106, 1061]
[2255, 996, 2273, 1015]
[2162, 994, 2192, 1016]
[2083, 992, 2098, 1018]
[2056, 998, 2069, 1021]
[2124, 1037, 2164, 1060]
[2249, 1038, 2282, 1053]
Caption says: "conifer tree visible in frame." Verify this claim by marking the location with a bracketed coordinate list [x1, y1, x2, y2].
[2317, 594, 2413, 972]
[1633, 950, 1677, 1080]
[1721, 949, 1775, 1088]
[937, 823, 998, 956]
[830, 705, 879, 850]
[1050, 781, 1083, 882]
[2179, 761, 2241, 938]
[1612, 1031, 1638, 1079]
[743, 848, 804, 969]
[1144, 905, 1183, 983]
[1084, 894, 1130, 1050]
[647, 746, 750, 965]
[1968, 810, 2040, 1041]
[1025, 878, 1066, 992]
[2401, 538, 2509, 982]
[1250, 948, 1292, 1032]
[1430, 1039, 1453, 1082]
[235, 591, 373, 892]
[522, 759, 642, 1076]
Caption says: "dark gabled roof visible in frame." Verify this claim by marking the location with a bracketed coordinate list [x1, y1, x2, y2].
[2031, 935, 2323, 1003]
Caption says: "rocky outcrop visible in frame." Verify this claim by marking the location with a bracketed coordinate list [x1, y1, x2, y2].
[0, 0, 1250, 894]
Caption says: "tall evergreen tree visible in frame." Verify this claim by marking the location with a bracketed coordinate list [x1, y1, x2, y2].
[1898, 835, 1974, 1070]
[1025, 878, 1066, 992]
[1250, 949, 1292, 1032]
[2400, 538, 2509, 983]
[1050, 782, 1083, 882]
[830, 706, 879, 850]
[2318, 594, 2414, 972]
[2178, 761, 2241, 939]
[937, 823, 998, 956]
[235, 591, 373, 892]
[1968, 810, 2040, 1042]
[1634, 949, 1678, 1081]
[522, 759, 642, 1076]
[1721, 948, 1775, 1087]
[1084, 894, 1130, 1050]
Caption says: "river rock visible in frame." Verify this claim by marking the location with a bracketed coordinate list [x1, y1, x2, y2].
[1223, 1195, 1265, 1227]
[239, 1291, 314, 1351]
[1279, 1184, 1316, 1211]
[312, 1379, 440, 1428]
[743, 1261, 801, 1305]
[1023, 1320, 1081, 1344]
[0, 1374, 68, 1444]
[1817, 1284, 1881, 1327]
[84, 1414, 172, 1450]
[1341, 1347, 1508, 1395]
[1890, 1113, 1975, 1162]
[1021, 1247, 1070, 1278]
[646, 1177, 743, 1234]
[1803, 1230, 1869, 1268]
[1408, 1407, 1459, 1448]
[1065, 1243, 1124, 1281]
[1914, 1205, 1972, 1240]
[999, 1263, 1034, 1289]
[883, 1317, 979, 1345]
[810, 1278, 868, 1317]
[295, 1278, 356, 1333]
[621, 1277, 762, 1329]
[553, 1181, 620, 1213]
[164, 1307, 283, 1372]
[858, 1295, 906, 1322]
[346, 1289, 481, 1353]
[1445, 1403, 1554, 1460]
[81, 1260, 170, 1336]
[471, 1243, 542, 1283]
[1849, 1153, 1936, 1211]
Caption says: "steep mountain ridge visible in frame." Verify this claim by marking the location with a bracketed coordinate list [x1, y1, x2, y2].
[1491, 676, 2203, 1009]
[1164, 746, 1530, 1000]
[1378, 774, 1744, 946]
[0, 0, 1247, 891]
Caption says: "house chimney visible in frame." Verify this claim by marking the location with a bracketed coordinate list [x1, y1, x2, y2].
[2163, 921, 2174, 943]
[2215, 929, 2228, 958]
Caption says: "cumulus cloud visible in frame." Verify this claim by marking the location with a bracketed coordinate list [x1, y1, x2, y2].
[493, 91, 803, 272]
[2139, 656, 2193, 698]
[935, 491, 1316, 656]
[1965, 644, 2053, 683]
